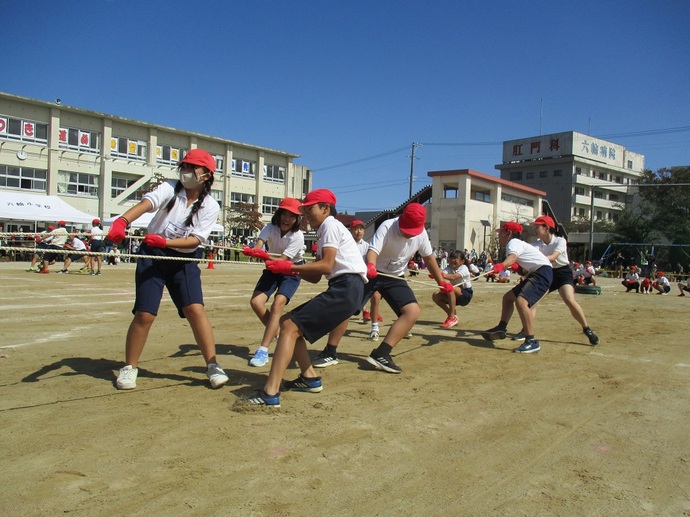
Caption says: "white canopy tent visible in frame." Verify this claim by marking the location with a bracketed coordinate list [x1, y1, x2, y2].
[103, 212, 225, 233]
[0, 191, 96, 227]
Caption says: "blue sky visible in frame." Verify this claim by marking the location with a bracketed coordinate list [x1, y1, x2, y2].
[3, 1, 689, 214]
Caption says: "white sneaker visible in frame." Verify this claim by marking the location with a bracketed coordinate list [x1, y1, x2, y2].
[369, 330, 379, 341]
[207, 363, 229, 389]
[116, 365, 138, 390]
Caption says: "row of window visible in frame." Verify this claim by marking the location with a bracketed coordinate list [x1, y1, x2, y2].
[1, 166, 281, 215]
[573, 206, 620, 222]
[1, 115, 285, 181]
[573, 187, 620, 202]
[510, 167, 639, 185]
[509, 170, 562, 181]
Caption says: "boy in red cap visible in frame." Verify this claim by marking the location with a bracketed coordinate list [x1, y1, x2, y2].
[622, 266, 640, 293]
[481, 221, 552, 353]
[313, 202, 452, 374]
[87, 218, 104, 275]
[525, 215, 599, 345]
[26, 225, 55, 272]
[243, 197, 305, 367]
[107, 148, 229, 391]
[248, 189, 368, 406]
[40, 221, 69, 274]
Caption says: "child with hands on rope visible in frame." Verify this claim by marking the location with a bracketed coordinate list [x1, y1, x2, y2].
[306, 203, 452, 374]
[242, 197, 305, 368]
[107, 149, 229, 391]
[481, 221, 553, 353]
[247, 189, 367, 407]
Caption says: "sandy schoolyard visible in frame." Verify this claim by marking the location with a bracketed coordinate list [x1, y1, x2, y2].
[1, 261, 689, 516]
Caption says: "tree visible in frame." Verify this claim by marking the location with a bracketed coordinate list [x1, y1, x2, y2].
[224, 202, 264, 236]
[638, 166, 690, 244]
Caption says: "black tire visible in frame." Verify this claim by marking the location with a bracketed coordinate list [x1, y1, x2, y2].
[575, 285, 601, 295]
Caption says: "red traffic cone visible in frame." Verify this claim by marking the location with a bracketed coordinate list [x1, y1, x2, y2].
[207, 251, 215, 270]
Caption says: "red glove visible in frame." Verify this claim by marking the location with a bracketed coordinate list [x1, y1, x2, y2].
[242, 245, 254, 257]
[366, 263, 378, 279]
[266, 260, 294, 275]
[510, 263, 520, 272]
[107, 217, 128, 244]
[143, 234, 167, 248]
[439, 281, 454, 293]
[253, 249, 271, 261]
[492, 263, 505, 273]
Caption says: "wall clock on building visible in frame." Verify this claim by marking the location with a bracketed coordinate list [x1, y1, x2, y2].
[16, 150, 27, 160]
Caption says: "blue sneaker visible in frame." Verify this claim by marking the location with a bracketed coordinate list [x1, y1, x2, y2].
[513, 338, 540, 353]
[282, 374, 323, 393]
[248, 390, 280, 407]
[249, 348, 269, 367]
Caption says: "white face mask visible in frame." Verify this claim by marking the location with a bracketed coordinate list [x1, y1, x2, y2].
[180, 171, 204, 189]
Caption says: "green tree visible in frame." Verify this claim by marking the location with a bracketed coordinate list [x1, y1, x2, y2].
[638, 166, 690, 244]
[224, 202, 264, 235]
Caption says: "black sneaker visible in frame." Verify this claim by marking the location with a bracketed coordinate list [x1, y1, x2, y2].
[583, 327, 599, 345]
[313, 347, 338, 368]
[366, 350, 402, 374]
[481, 326, 507, 341]
[282, 374, 323, 393]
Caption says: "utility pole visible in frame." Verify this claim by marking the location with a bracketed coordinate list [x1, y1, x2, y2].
[408, 142, 421, 199]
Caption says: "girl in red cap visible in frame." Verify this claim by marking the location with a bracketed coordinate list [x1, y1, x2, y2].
[87, 218, 104, 275]
[481, 221, 553, 353]
[106, 148, 229, 391]
[243, 197, 305, 368]
[524, 215, 599, 346]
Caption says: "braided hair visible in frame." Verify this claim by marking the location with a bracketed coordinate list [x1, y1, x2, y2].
[164, 166, 215, 226]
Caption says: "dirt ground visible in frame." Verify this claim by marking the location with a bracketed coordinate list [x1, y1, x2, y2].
[1, 260, 689, 516]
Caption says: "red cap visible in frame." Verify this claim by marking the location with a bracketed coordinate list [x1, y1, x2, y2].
[398, 203, 427, 236]
[533, 215, 555, 229]
[92, 218, 100, 225]
[657, 271, 664, 277]
[48, 225, 55, 231]
[350, 219, 365, 229]
[179, 148, 216, 174]
[496, 221, 523, 234]
[278, 197, 302, 215]
[301, 189, 336, 207]
[58, 220, 66, 226]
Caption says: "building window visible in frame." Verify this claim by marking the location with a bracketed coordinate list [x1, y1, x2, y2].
[264, 164, 285, 183]
[111, 175, 144, 201]
[553, 169, 562, 177]
[578, 208, 586, 217]
[230, 192, 254, 208]
[596, 210, 603, 220]
[509, 171, 523, 181]
[609, 193, 619, 202]
[262, 196, 281, 214]
[58, 171, 98, 197]
[214, 155, 224, 174]
[575, 167, 582, 175]
[0, 165, 47, 191]
[526, 172, 534, 179]
[539, 170, 548, 178]
[501, 193, 534, 207]
[471, 189, 491, 203]
[627, 160, 633, 169]
[443, 186, 458, 199]
[110, 136, 147, 160]
[231, 158, 256, 178]
[58, 126, 100, 153]
[575, 187, 585, 196]
[593, 191, 604, 199]
[615, 176, 622, 184]
[211, 189, 223, 209]
[0, 116, 48, 144]
[156, 144, 185, 166]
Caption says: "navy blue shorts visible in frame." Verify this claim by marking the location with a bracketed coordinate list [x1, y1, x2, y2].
[550, 266, 575, 292]
[133, 244, 204, 318]
[67, 253, 84, 262]
[456, 286, 473, 306]
[43, 244, 65, 263]
[510, 265, 553, 307]
[362, 274, 418, 317]
[289, 273, 364, 343]
[253, 268, 301, 303]
[90, 240, 103, 253]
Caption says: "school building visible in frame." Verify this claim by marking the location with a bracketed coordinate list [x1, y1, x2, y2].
[426, 169, 546, 254]
[0, 91, 311, 235]
[495, 131, 645, 225]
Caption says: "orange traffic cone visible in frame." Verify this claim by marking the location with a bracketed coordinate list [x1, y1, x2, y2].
[207, 251, 215, 270]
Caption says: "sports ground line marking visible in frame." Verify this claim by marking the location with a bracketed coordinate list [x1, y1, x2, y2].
[2, 326, 91, 350]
